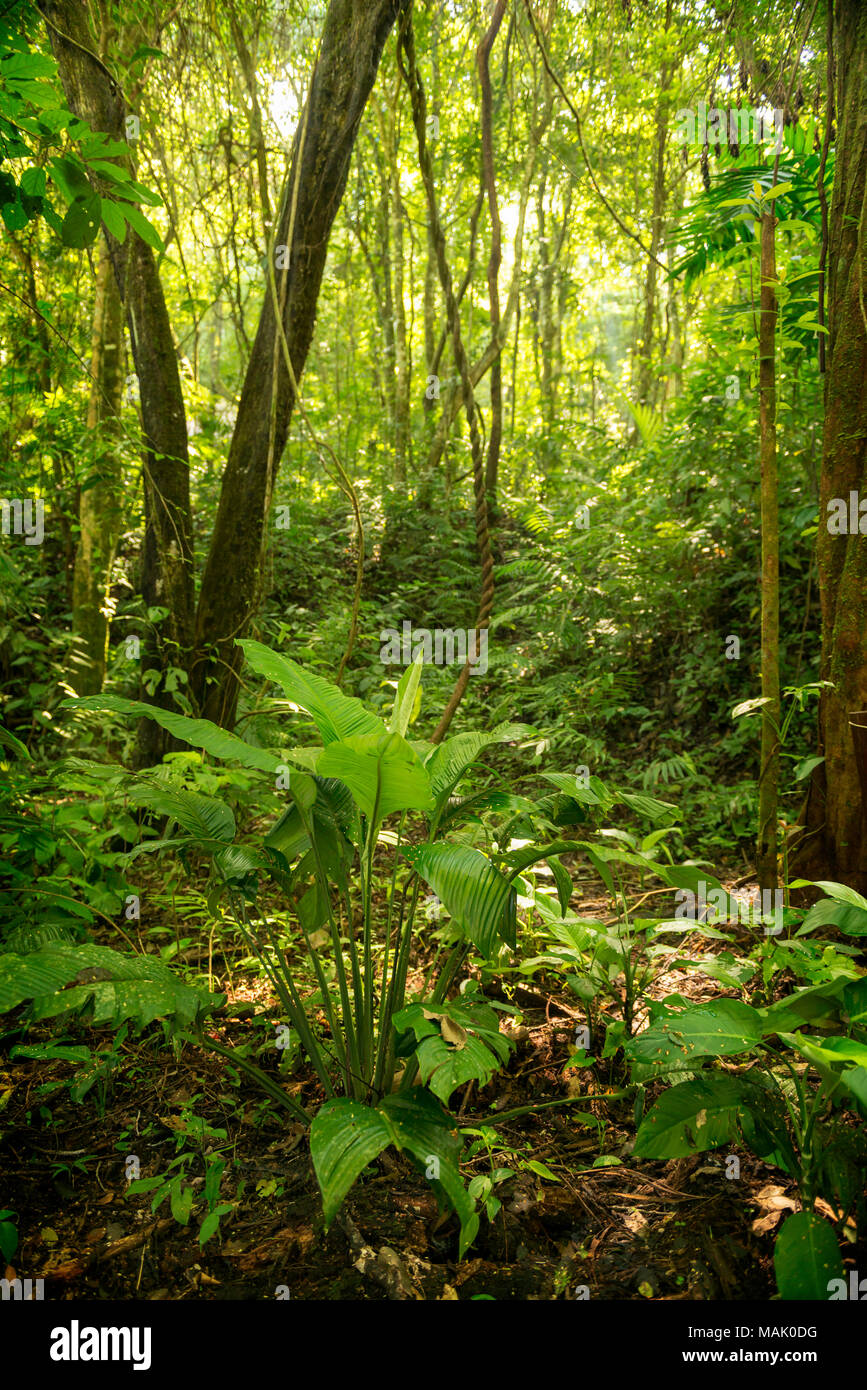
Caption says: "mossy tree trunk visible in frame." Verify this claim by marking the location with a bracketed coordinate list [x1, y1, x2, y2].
[801, 0, 867, 890]
[41, 0, 195, 764]
[756, 207, 780, 892]
[70, 241, 124, 695]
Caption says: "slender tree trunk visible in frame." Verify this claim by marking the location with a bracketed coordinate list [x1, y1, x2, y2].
[129, 228, 195, 764]
[536, 172, 555, 439]
[389, 111, 410, 483]
[421, 8, 440, 463]
[480, 0, 506, 504]
[192, 0, 403, 728]
[635, 39, 672, 407]
[70, 241, 124, 695]
[8, 236, 76, 597]
[228, 3, 274, 238]
[801, 0, 867, 890]
[757, 207, 780, 892]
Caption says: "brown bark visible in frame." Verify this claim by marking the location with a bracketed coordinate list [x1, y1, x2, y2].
[756, 209, 780, 892]
[192, 0, 404, 728]
[39, 0, 194, 763]
[479, 0, 506, 503]
[800, 0, 867, 890]
[386, 76, 410, 482]
[70, 240, 124, 695]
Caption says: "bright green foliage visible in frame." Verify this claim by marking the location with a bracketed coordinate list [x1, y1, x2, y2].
[393, 997, 514, 1104]
[0, 941, 217, 1030]
[773, 1212, 844, 1301]
[310, 1089, 479, 1259]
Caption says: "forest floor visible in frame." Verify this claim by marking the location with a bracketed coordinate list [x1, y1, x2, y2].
[2, 877, 858, 1301]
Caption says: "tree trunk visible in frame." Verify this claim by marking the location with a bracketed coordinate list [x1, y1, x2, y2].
[479, 0, 506, 504]
[388, 102, 410, 483]
[756, 208, 780, 892]
[801, 0, 867, 890]
[635, 32, 672, 408]
[70, 241, 124, 695]
[192, 0, 404, 728]
[40, 0, 195, 763]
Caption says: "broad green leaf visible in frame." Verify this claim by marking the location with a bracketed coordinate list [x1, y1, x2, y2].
[393, 999, 512, 1104]
[389, 653, 423, 736]
[61, 194, 101, 247]
[842, 977, 867, 1024]
[541, 772, 610, 805]
[814, 880, 867, 909]
[87, 159, 132, 186]
[1, 53, 58, 80]
[265, 776, 357, 867]
[121, 202, 163, 250]
[798, 896, 867, 936]
[426, 723, 532, 802]
[839, 1066, 867, 1112]
[655, 863, 728, 901]
[128, 784, 235, 843]
[546, 855, 573, 915]
[215, 844, 266, 881]
[502, 838, 580, 879]
[101, 198, 127, 242]
[19, 166, 46, 198]
[238, 639, 383, 744]
[524, 1159, 561, 1181]
[63, 695, 282, 775]
[0, 942, 215, 1029]
[412, 1033, 505, 1104]
[402, 843, 517, 954]
[170, 1179, 193, 1226]
[10, 1043, 91, 1064]
[773, 1211, 844, 1300]
[198, 1210, 221, 1246]
[310, 1099, 393, 1227]
[310, 1089, 478, 1258]
[626, 1000, 763, 1066]
[617, 790, 677, 823]
[759, 978, 850, 1032]
[48, 154, 91, 203]
[633, 1076, 746, 1158]
[318, 731, 432, 821]
[797, 880, 867, 911]
[779, 1032, 867, 1070]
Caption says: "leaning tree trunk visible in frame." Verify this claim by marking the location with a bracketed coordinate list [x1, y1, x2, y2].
[192, 0, 404, 728]
[40, 0, 195, 763]
[801, 0, 867, 891]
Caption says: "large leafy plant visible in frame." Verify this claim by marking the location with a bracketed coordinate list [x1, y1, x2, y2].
[628, 963, 867, 1299]
[67, 642, 545, 1255]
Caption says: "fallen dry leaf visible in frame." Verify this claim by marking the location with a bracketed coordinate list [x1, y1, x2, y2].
[752, 1209, 785, 1235]
[623, 1209, 649, 1236]
[754, 1184, 798, 1212]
